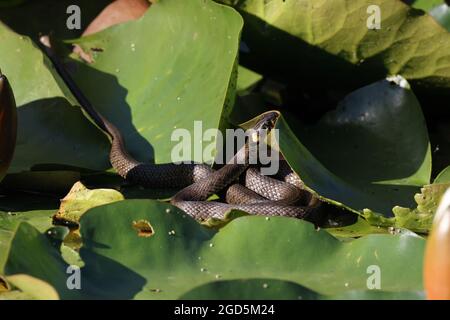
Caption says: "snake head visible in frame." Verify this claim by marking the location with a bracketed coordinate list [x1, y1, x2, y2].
[248, 111, 279, 144]
[252, 111, 279, 133]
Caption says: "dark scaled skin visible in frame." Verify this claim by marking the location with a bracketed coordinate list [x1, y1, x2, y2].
[170, 112, 320, 220]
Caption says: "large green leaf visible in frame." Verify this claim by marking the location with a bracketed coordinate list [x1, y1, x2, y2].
[218, 0, 450, 100]
[69, 0, 242, 165]
[0, 0, 242, 173]
[2, 200, 425, 299]
[275, 77, 431, 223]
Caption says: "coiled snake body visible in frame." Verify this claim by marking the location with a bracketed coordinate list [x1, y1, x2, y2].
[40, 36, 319, 221]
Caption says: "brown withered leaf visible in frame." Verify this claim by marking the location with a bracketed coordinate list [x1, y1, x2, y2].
[54, 181, 124, 228]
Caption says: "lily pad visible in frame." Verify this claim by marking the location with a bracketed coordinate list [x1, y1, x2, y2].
[1, 200, 426, 299]
[218, 0, 450, 101]
[275, 77, 431, 224]
[0, 0, 242, 173]
[68, 0, 242, 165]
